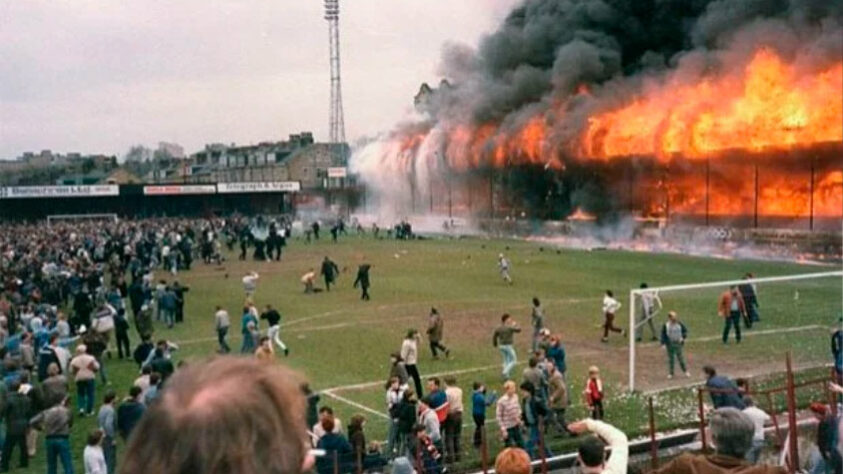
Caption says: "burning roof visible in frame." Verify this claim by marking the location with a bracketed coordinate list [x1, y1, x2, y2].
[352, 0, 843, 224]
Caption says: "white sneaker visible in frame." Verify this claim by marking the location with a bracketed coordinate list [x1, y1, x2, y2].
[667, 374, 673, 379]
[685, 372, 691, 378]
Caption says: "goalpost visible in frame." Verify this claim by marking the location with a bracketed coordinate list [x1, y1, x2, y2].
[627, 270, 843, 392]
[46, 213, 118, 227]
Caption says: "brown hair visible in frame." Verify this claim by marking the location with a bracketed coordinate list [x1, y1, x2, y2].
[121, 357, 308, 474]
[494, 448, 531, 474]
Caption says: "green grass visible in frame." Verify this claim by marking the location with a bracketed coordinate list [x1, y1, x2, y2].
[21, 235, 840, 473]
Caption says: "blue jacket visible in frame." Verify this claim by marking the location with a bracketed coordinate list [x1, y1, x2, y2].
[316, 433, 353, 474]
[546, 344, 566, 373]
[706, 375, 745, 409]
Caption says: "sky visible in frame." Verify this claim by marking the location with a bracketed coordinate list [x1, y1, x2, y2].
[0, 1, 518, 160]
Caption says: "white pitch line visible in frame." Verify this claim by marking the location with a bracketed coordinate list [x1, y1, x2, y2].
[637, 324, 823, 348]
[322, 390, 390, 419]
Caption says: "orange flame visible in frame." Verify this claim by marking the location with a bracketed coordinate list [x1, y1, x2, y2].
[582, 49, 843, 159]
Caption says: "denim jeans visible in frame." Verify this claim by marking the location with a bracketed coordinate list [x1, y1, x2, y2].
[526, 424, 552, 460]
[45, 437, 74, 474]
[499, 345, 517, 378]
[504, 426, 525, 449]
[104, 437, 116, 474]
[722, 312, 742, 343]
[385, 419, 399, 458]
[162, 309, 175, 328]
[76, 379, 96, 414]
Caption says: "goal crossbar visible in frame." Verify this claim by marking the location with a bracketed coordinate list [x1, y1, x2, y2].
[627, 270, 843, 391]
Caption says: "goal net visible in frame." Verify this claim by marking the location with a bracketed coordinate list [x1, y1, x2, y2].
[46, 213, 118, 227]
[627, 270, 842, 393]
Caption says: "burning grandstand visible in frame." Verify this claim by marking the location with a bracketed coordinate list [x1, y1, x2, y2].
[352, 0, 843, 233]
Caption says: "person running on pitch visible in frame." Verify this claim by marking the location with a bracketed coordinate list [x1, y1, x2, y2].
[261, 304, 289, 356]
[601, 290, 624, 343]
[493, 314, 521, 380]
[498, 254, 513, 285]
[637, 283, 662, 342]
[426, 308, 450, 360]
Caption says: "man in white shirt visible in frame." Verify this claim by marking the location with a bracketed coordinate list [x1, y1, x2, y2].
[601, 290, 624, 343]
[214, 306, 231, 353]
[568, 418, 628, 474]
[741, 396, 771, 464]
[242, 272, 259, 298]
[637, 283, 662, 342]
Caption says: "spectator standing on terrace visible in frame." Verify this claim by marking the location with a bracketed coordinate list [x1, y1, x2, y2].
[353, 264, 372, 301]
[601, 290, 624, 343]
[546, 334, 567, 379]
[637, 283, 662, 342]
[214, 306, 231, 354]
[401, 330, 423, 397]
[530, 297, 544, 352]
[443, 376, 464, 463]
[739, 273, 760, 327]
[719, 285, 747, 344]
[567, 418, 628, 474]
[547, 363, 571, 436]
[385, 377, 406, 459]
[114, 308, 131, 360]
[809, 402, 842, 474]
[498, 254, 513, 285]
[261, 304, 289, 356]
[831, 319, 843, 378]
[704, 366, 745, 410]
[312, 407, 343, 446]
[425, 378, 449, 426]
[654, 407, 786, 473]
[396, 390, 418, 457]
[255, 336, 274, 363]
[413, 423, 443, 474]
[121, 357, 314, 474]
[472, 382, 497, 448]
[493, 314, 521, 380]
[417, 399, 443, 452]
[320, 257, 339, 292]
[426, 308, 450, 359]
[661, 311, 690, 379]
[496, 381, 525, 449]
[741, 396, 771, 465]
[520, 381, 552, 459]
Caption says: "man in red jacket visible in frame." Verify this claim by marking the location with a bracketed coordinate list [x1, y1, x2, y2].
[718, 286, 747, 344]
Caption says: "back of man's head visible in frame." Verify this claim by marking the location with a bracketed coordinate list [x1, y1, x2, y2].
[709, 407, 754, 459]
[495, 448, 531, 474]
[578, 435, 606, 470]
[121, 357, 308, 474]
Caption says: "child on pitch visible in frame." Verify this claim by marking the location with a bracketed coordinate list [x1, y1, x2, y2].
[583, 366, 604, 420]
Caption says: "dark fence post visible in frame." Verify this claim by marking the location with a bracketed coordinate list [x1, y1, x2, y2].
[697, 388, 708, 451]
[765, 392, 784, 447]
[333, 451, 339, 474]
[538, 416, 548, 474]
[785, 352, 799, 473]
[480, 422, 489, 474]
[648, 396, 659, 470]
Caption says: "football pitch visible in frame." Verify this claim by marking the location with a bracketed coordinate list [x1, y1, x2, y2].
[28, 235, 840, 472]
